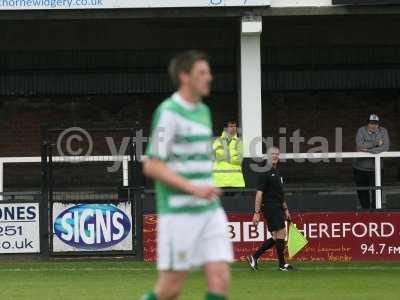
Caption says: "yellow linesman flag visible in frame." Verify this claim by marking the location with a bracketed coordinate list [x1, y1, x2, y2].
[288, 223, 309, 258]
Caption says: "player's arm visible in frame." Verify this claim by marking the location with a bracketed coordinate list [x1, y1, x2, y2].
[145, 107, 220, 201]
[252, 191, 263, 226]
[253, 172, 266, 225]
[143, 158, 220, 200]
[282, 200, 291, 222]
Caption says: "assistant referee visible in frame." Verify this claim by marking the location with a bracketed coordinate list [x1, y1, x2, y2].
[247, 146, 294, 271]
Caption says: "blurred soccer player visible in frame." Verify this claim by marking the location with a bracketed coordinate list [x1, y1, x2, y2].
[246, 147, 294, 272]
[141, 51, 233, 300]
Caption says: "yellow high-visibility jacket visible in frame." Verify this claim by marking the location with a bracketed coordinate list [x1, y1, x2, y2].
[212, 131, 245, 187]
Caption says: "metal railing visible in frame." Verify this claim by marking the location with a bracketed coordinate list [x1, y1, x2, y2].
[0, 155, 131, 201]
[281, 151, 400, 209]
[1, 151, 400, 208]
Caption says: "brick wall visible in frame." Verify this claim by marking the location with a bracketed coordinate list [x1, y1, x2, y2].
[260, 91, 400, 186]
[262, 91, 400, 152]
[0, 94, 237, 156]
[0, 94, 237, 190]
[1, 92, 399, 190]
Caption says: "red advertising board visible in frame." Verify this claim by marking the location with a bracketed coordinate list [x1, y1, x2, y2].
[143, 212, 400, 262]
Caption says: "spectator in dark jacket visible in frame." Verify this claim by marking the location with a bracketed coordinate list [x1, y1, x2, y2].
[353, 114, 390, 210]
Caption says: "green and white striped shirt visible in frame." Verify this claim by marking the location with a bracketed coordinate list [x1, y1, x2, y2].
[145, 92, 220, 214]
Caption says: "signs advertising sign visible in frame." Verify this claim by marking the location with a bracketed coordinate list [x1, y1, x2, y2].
[144, 212, 400, 262]
[0, 203, 40, 254]
[52, 203, 133, 252]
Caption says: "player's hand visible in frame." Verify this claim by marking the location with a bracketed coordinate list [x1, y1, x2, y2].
[378, 139, 384, 146]
[190, 185, 222, 201]
[252, 213, 260, 226]
[285, 210, 291, 222]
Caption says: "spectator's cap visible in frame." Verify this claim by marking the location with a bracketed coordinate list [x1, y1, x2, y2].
[368, 114, 380, 124]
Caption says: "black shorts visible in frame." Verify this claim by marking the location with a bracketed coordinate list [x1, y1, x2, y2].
[262, 202, 285, 232]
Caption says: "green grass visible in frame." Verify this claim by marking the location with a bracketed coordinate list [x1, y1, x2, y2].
[1, 261, 400, 300]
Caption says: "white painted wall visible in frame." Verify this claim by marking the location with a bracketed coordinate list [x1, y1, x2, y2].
[240, 28, 263, 158]
[271, 0, 333, 7]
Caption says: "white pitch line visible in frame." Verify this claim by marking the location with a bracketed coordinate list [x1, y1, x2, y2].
[0, 266, 400, 273]
[289, 266, 400, 271]
[0, 267, 155, 272]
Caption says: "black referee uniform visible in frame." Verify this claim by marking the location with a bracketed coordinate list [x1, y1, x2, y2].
[247, 164, 293, 271]
[258, 166, 286, 232]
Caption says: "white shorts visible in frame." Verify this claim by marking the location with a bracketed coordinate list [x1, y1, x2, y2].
[157, 207, 234, 271]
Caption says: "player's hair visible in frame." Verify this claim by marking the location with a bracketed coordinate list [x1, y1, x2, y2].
[168, 50, 209, 86]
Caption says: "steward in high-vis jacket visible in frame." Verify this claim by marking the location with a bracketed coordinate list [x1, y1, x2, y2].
[212, 121, 245, 188]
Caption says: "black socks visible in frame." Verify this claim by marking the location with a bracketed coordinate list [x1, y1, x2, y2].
[253, 237, 287, 268]
[275, 239, 286, 267]
[253, 238, 276, 260]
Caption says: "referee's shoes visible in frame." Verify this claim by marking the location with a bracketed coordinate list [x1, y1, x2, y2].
[246, 255, 258, 271]
[279, 264, 295, 271]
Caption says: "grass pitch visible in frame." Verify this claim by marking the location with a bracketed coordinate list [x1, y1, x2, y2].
[1, 260, 399, 300]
